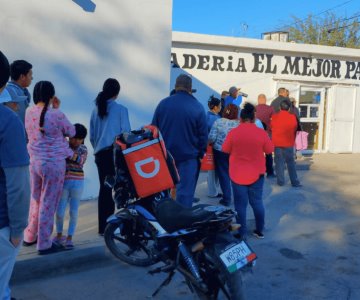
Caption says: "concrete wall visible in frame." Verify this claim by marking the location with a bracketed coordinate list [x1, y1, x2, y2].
[1, 0, 173, 199]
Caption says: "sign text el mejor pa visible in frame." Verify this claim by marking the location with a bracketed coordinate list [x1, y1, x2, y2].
[171, 53, 360, 80]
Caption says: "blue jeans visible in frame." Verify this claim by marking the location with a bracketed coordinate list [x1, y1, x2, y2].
[0, 227, 21, 300]
[274, 147, 300, 186]
[213, 149, 232, 205]
[175, 158, 200, 208]
[232, 176, 265, 237]
[56, 179, 84, 236]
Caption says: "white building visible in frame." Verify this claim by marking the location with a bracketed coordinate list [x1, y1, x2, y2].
[1, 0, 172, 199]
[171, 32, 360, 154]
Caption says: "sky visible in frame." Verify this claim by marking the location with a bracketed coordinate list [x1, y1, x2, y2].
[172, 0, 359, 39]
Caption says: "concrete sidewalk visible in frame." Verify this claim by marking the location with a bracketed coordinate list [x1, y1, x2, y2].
[11, 199, 108, 284]
[11, 154, 359, 286]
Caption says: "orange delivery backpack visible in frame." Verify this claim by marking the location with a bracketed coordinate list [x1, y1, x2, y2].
[115, 125, 179, 198]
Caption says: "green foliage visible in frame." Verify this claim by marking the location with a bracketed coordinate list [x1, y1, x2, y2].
[287, 12, 360, 49]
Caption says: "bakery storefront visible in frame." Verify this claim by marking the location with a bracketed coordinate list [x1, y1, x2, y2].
[171, 32, 360, 153]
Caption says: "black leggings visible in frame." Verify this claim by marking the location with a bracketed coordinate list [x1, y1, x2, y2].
[95, 147, 115, 234]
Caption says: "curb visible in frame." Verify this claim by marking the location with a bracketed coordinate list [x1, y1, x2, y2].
[11, 243, 113, 284]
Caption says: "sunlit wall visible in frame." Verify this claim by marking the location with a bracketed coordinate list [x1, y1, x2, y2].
[1, 0, 173, 199]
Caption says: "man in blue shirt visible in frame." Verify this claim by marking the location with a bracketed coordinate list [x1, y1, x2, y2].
[224, 86, 242, 108]
[6, 60, 33, 125]
[152, 74, 208, 207]
[0, 51, 30, 300]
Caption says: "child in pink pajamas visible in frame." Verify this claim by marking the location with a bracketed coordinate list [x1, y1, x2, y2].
[23, 81, 75, 255]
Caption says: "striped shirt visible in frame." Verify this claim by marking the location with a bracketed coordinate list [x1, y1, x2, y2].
[65, 144, 87, 180]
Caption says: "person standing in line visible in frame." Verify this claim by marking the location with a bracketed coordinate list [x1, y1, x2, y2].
[54, 123, 88, 249]
[256, 94, 275, 178]
[271, 100, 302, 187]
[224, 86, 242, 108]
[285, 88, 290, 98]
[218, 90, 229, 116]
[206, 96, 222, 198]
[222, 103, 274, 239]
[208, 104, 240, 207]
[289, 97, 300, 119]
[6, 60, 33, 124]
[152, 74, 208, 208]
[0, 51, 30, 300]
[23, 81, 75, 255]
[90, 78, 131, 235]
[270, 87, 290, 113]
[289, 97, 301, 159]
[0, 88, 27, 112]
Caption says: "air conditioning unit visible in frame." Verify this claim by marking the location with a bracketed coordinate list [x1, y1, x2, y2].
[262, 31, 289, 42]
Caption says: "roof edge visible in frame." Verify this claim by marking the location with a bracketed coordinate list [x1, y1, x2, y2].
[172, 31, 360, 59]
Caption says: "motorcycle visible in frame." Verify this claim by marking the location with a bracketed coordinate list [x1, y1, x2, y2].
[104, 128, 256, 299]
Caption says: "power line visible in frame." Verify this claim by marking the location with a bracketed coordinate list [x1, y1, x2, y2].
[327, 20, 360, 33]
[276, 0, 356, 30]
[309, 0, 355, 18]
[325, 12, 360, 28]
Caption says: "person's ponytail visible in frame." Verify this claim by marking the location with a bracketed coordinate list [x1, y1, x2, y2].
[96, 78, 120, 119]
[95, 91, 108, 119]
[33, 81, 55, 134]
[39, 102, 49, 133]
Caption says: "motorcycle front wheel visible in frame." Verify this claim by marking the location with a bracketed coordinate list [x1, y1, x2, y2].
[104, 221, 156, 267]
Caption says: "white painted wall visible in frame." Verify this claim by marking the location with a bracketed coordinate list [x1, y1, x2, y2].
[171, 32, 360, 153]
[1, 0, 173, 199]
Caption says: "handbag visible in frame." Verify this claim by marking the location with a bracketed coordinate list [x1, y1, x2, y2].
[200, 145, 215, 171]
[295, 131, 309, 150]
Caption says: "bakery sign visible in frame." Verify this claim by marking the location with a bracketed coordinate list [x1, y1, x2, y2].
[171, 52, 360, 80]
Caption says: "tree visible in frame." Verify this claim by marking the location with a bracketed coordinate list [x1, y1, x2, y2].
[286, 12, 360, 49]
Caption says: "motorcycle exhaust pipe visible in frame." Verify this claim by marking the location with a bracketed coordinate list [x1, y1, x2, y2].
[229, 224, 241, 232]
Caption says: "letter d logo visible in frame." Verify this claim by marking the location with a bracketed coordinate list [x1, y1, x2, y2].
[135, 157, 160, 178]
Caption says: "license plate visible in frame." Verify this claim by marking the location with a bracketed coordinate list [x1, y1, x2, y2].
[219, 241, 257, 273]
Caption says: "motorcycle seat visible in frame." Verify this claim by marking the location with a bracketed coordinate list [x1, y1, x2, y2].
[155, 198, 215, 233]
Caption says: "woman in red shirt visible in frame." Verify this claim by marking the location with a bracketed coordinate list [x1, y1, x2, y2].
[222, 103, 274, 239]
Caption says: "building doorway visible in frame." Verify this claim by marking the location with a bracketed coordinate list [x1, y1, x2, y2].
[298, 87, 326, 152]
[275, 82, 327, 152]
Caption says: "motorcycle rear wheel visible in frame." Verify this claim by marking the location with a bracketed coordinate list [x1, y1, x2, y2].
[189, 249, 245, 300]
[104, 222, 156, 267]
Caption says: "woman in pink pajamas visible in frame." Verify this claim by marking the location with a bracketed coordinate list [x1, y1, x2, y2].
[23, 81, 75, 255]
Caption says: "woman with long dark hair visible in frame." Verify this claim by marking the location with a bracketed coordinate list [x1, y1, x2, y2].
[222, 103, 274, 239]
[23, 81, 75, 255]
[90, 78, 131, 235]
